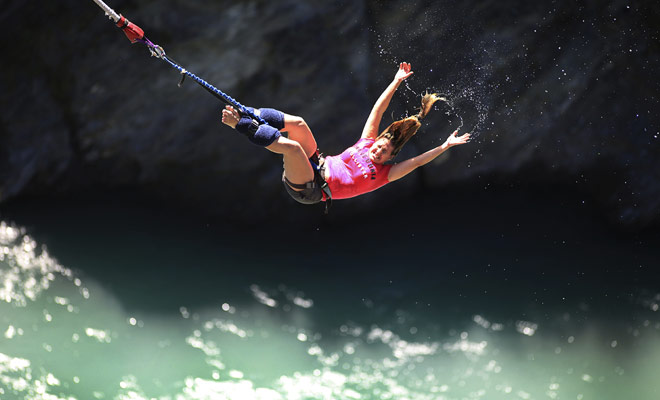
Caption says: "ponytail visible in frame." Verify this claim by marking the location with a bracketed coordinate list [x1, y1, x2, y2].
[378, 93, 443, 157]
[416, 93, 443, 120]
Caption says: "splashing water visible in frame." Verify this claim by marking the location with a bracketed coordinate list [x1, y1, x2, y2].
[402, 80, 490, 139]
[371, 7, 500, 140]
[1, 218, 660, 399]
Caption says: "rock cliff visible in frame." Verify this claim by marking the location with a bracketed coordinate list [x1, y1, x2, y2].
[1, 0, 658, 228]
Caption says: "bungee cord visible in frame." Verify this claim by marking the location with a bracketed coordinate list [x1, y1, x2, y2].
[91, 0, 267, 126]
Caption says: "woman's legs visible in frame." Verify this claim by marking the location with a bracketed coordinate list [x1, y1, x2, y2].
[266, 136, 315, 186]
[221, 106, 315, 188]
[282, 114, 318, 158]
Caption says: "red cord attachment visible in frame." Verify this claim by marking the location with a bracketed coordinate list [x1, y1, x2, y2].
[116, 15, 144, 43]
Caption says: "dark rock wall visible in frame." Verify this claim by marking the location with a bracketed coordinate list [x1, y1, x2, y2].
[1, 0, 659, 227]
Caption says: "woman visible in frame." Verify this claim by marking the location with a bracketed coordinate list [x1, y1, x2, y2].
[221, 62, 471, 208]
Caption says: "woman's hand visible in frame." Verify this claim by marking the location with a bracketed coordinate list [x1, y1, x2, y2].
[394, 62, 414, 82]
[444, 130, 471, 147]
[221, 105, 240, 129]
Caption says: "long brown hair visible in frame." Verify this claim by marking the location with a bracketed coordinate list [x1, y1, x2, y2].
[377, 93, 443, 156]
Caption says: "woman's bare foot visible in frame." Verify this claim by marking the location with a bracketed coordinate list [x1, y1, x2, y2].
[221, 105, 241, 129]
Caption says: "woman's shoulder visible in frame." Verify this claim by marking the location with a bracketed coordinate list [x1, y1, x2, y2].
[354, 137, 375, 148]
[330, 137, 374, 158]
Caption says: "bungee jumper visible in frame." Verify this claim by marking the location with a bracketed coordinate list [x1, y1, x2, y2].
[222, 62, 470, 213]
[92, 2, 471, 213]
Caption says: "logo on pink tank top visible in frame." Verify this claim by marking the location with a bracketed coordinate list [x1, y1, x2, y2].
[349, 147, 377, 180]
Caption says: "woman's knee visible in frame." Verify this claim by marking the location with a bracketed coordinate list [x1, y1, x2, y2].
[267, 136, 306, 156]
[285, 140, 307, 157]
[285, 115, 309, 129]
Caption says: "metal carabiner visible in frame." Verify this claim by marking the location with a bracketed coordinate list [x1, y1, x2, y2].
[148, 44, 166, 59]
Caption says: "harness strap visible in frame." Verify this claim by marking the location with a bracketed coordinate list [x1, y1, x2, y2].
[284, 177, 316, 190]
[311, 152, 332, 214]
[318, 170, 332, 215]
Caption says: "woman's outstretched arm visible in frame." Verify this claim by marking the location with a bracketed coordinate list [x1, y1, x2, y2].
[361, 62, 414, 140]
[388, 130, 471, 182]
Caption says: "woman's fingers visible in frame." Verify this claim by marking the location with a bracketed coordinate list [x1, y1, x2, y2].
[446, 131, 472, 145]
[395, 62, 413, 81]
[221, 105, 241, 124]
[225, 106, 240, 120]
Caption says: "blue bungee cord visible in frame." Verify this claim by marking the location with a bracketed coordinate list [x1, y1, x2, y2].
[91, 0, 267, 126]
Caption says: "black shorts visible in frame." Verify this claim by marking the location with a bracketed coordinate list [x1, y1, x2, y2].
[282, 172, 323, 204]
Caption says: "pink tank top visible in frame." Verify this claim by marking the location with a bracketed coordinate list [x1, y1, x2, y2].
[323, 138, 392, 200]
